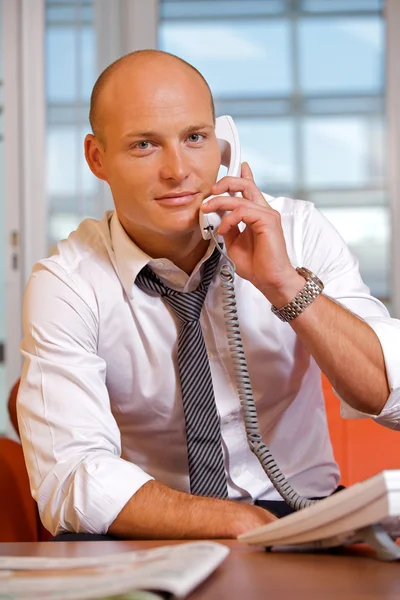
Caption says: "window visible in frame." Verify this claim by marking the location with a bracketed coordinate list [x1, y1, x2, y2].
[45, 0, 98, 255]
[159, 0, 388, 302]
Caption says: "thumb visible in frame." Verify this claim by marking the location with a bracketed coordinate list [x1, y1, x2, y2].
[241, 161, 254, 180]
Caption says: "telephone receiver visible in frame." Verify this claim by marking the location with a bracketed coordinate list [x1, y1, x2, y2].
[199, 115, 241, 240]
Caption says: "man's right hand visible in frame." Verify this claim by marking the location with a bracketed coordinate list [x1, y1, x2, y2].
[108, 480, 276, 540]
[233, 503, 278, 537]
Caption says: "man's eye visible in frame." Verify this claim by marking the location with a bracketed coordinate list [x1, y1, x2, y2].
[188, 133, 204, 143]
[136, 141, 151, 150]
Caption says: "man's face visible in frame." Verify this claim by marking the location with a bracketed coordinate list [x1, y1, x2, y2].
[93, 63, 221, 240]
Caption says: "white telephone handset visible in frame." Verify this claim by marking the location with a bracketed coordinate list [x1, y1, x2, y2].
[199, 115, 241, 240]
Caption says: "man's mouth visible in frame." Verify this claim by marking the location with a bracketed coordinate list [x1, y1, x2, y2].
[154, 191, 199, 206]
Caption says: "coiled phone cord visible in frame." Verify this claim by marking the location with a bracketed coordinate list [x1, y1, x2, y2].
[210, 231, 316, 511]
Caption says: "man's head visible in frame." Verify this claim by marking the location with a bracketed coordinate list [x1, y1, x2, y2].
[85, 50, 221, 250]
[89, 50, 215, 147]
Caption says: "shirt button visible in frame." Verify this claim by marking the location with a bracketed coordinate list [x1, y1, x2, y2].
[233, 466, 242, 477]
[223, 414, 233, 424]
[155, 260, 166, 268]
[207, 351, 216, 360]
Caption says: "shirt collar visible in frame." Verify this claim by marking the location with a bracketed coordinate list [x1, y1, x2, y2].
[108, 211, 216, 299]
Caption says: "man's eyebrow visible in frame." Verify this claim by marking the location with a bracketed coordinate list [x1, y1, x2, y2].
[182, 123, 214, 134]
[122, 123, 214, 140]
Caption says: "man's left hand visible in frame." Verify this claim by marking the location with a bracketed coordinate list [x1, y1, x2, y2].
[201, 162, 304, 307]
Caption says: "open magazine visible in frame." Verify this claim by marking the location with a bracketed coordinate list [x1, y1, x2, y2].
[0, 541, 229, 600]
[238, 470, 400, 561]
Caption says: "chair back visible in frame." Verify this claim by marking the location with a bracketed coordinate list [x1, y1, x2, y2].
[8, 379, 20, 436]
[0, 438, 40, 541]
[3, 379, 52, 541]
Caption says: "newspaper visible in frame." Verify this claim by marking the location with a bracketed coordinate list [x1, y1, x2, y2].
[0, 541, 229, 599]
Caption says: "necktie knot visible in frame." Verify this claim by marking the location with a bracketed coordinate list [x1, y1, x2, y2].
[161, 286, 207, 323]
[135, 247, 221, 324]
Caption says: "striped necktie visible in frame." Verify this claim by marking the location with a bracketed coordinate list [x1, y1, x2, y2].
[135, 247, 228, 499]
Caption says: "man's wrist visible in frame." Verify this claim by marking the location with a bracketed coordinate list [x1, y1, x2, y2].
[260, 271, 306, 309]
[271, 268, 325, 322]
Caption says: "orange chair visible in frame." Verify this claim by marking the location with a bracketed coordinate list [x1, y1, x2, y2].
[0, 379, 51, 542]
[0, 438, 41, 542]
[323, 375, 400, 486]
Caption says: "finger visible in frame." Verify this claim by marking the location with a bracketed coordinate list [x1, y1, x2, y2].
[218, 205, 276, 236]
[219, 222, 241, 247]
[201, 194, 273, 215]
[241, 161, 254, 181]
[211, 176, 267, 206]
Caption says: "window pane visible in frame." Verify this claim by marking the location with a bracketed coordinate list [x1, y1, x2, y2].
[235, 118, 295, 191]
[46, 27, 77, 102]
[47, 127, 77, 195]
[46, 26, 94, 102]
[159, 20, 292, 97]
[47, 126, 96, 197]
[302, 116, 384, 188]
[299, 17, 384, 93]
[319, 206, 389, 298]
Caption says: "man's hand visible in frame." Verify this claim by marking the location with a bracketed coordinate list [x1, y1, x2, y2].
[108, 480, 276, 540]
[233, 503, 278, 537]
[201, 162, 305, 308]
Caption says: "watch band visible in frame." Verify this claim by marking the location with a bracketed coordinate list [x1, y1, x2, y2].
[271, 267, 324, 322]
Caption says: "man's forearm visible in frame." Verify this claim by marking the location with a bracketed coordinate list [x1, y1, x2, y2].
[107, 480, 275, 539]
[289, 293, 390, 415]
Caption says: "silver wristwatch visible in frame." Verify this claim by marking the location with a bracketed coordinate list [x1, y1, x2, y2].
[271, 267, 324, 322]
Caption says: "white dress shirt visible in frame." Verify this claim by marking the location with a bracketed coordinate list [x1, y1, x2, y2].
[17, 195, 400, 536]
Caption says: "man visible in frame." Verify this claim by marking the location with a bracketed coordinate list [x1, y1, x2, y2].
[17, 50, 400, 541]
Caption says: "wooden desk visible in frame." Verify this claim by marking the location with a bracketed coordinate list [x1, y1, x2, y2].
[1, 540, 400, 599]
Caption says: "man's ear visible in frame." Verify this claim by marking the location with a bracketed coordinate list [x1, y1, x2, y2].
[84, 134, 108, 182]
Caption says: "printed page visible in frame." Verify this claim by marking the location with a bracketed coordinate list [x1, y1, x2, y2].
[0, 541, 230, 600]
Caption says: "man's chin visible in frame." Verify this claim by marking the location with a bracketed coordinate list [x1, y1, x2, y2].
[158, 214, 203, 238]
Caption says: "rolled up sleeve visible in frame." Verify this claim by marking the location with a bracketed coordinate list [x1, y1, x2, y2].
[18, 263, 154, 536]
[300, 201, 400, 431]
[338, 316, 400, 431]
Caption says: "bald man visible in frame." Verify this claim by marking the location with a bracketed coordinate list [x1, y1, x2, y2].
[17, 50, 400, 541]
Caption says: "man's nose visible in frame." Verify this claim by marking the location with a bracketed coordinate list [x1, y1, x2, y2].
[159, 145, 191, 181]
